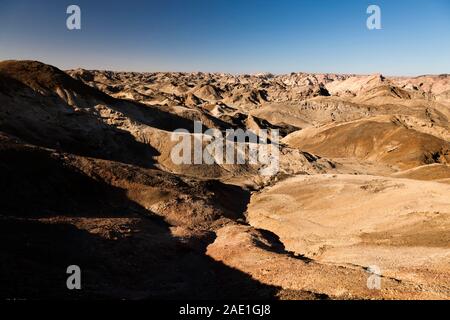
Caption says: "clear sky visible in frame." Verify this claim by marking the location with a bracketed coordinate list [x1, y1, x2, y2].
[0, 0, 449, 75]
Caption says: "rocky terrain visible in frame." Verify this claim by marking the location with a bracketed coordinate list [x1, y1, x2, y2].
[0, 60, 449, 299]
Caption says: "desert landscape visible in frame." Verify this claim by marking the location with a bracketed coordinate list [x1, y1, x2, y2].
[0, 60, 449, 300]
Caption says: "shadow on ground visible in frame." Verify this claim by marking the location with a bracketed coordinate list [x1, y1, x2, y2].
[0, 138, 280, 299]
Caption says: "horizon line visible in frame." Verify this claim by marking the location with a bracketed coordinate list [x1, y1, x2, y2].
[2, 59, 450, 78]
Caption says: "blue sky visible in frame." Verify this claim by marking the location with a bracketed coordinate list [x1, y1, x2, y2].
[0, 0, 449, 75]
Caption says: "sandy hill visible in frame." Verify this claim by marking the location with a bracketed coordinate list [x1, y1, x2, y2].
[284, 116, 450, 170]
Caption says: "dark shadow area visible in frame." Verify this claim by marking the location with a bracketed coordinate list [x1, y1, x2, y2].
[203, 180, 251, 220]
[0, 141, 143, 218]
[0, 216, 280, 300]
[0, 137, 280, 299]
[254, 228, 313, 263]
